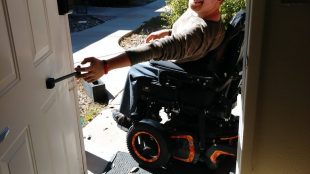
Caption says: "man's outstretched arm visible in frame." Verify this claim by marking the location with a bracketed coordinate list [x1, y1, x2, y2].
[75, 52, 131, 83]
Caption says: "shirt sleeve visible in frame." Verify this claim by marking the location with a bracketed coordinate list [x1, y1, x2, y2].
[126, 22, 224, 65]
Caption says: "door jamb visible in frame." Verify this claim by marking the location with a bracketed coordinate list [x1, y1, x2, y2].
[237, 0, 266, 173]
[63, 14, 88, 174]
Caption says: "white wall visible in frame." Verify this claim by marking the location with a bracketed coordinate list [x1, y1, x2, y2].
[241, 0, 310, 173]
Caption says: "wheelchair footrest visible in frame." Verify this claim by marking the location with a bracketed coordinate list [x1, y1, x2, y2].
[206, 144, 237, 169]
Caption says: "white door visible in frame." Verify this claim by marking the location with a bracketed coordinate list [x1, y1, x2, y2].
[0, 0, 85, 174]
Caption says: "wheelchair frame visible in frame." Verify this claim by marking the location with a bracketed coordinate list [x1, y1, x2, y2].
[125, 10, 246, 170]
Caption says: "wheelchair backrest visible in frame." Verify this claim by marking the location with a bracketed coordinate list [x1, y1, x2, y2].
[148, 11, 246, 110]
[209, 10, 246, 80]
[206, 10, 246, 108]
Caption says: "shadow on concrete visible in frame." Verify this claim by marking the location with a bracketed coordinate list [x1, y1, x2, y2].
[71, 30, 111, 52]
[104, 151, 236, 174]
[86, 151, 110, 174]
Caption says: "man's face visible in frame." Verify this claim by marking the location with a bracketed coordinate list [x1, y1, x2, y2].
[189, 0, 221, 18]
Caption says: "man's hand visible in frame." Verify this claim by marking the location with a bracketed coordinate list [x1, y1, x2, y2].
[75, 57, 105, 83]
[145, 29, 171, 43]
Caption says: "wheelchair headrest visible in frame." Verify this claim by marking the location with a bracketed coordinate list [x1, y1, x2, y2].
[229, 9, 246, 33]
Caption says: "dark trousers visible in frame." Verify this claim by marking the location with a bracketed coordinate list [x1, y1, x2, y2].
[119, 58, 214, 119]
[119, 62, 159, 119]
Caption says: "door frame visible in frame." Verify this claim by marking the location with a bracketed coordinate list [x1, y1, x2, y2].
[237, 0, 265, 173]
[63, 15, 88, 174]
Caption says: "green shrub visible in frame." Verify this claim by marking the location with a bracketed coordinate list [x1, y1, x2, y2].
[220, 0, 246, 25]
[161, 0, 246, 27]
[161, 0, 188, 27]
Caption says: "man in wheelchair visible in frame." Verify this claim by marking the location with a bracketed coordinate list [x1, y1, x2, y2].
[76, 0, 245, 170]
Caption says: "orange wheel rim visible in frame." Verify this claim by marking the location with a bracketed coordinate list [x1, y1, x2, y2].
[131, 131, 161, 163]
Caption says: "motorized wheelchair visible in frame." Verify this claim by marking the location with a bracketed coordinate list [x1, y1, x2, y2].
[125, 10, 246, 170]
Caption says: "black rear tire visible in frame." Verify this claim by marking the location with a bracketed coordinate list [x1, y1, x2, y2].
[126, 123, 170, 168]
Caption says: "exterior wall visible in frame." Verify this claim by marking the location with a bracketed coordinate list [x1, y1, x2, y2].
[242, 0, 310, 173]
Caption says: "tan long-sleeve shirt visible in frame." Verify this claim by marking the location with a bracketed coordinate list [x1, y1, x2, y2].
[126, 9, 226, 65]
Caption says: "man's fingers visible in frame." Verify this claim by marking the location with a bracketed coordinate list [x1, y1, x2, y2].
[81, 57, 95, 64]
[146, 34, 155, 42]
[75, 72, 82, 79]
[84, 75, 96, 83]
[75, 57, 103, 82]
[146, 37, 154, 43]
[79, 72, 93, 79]
[75, 66, 92, 72]
[79, 72, 99, 82]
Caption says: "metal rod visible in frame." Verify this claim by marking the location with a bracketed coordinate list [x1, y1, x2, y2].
[54, 72, 79, 83]
[46, 71, 81, 89]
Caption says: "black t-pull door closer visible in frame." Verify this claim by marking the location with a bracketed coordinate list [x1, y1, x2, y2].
[46, 71, 81, 89]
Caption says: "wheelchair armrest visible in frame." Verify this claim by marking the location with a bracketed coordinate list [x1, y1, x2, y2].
[158, 70, 215, 89]
[150, 60, 216, 89]
[150, 60, 185, 73]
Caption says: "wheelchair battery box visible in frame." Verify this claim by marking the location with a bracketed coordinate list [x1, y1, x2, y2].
[140, 81, 177, 103]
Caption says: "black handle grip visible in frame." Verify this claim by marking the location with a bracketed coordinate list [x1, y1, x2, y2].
[46, 71, 81, 89]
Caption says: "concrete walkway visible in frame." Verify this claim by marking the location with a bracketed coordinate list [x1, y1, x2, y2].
[71, 1, 167, 173]
[73, 0, 166, 99]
